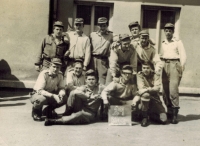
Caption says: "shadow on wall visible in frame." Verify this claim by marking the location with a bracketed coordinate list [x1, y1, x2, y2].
[0, 59, 30, 97]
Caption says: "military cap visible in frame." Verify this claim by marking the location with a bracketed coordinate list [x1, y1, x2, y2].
[53, 21, 64, 28]
[164, 23, 175, 28]
[97, 17, 108, 24]
[74, 58, 84, 63]
[128, 21, 140, 29]
[121, 65, 133, 73]
[85, 69, 96, 76]
[119, 34, 131, 41]
[74, 18, 84, 24]
[139, 29, 149, 36]
[51, 58, 62, 65]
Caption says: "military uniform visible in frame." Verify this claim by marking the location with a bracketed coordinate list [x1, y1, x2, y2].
[66, 68, 85, 92]
[106, 43, 136, 84]
[31, 67, 67, 121]
[134, 71, 167, 126]
[89, 17, 113, 84]
[45, 84, 105, 125]
[35, 21, 69, 72]
[101, 77, 137, 105]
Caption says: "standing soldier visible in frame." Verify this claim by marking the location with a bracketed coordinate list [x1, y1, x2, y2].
[90, 17, 113, 84]
[160, 23, 187, 124]
[133, 29, 163, 74]
[106, 34, 136, 84]
[34, 21, 69, 72]
[64, 18, 91, 72]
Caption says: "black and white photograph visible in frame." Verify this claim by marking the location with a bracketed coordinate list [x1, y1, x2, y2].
[0, 0, 200, 146]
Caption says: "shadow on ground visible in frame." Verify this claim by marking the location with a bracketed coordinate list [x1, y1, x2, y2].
[0, 103, 26, 107]
[178, 114, 200, 122]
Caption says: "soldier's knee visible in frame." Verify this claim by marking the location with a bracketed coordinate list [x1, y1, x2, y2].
[141, 93, 150, 101]
[160, 113, 167, 122]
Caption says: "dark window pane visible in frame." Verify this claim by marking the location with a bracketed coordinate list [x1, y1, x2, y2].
[161, 11, 175, 29]
[94, 6, 110, 25]
[77, 5, 91, 25]
[143, 10, 158, 29]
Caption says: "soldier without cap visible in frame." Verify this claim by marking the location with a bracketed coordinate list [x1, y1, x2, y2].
[160, 23, 187, 124]
[90, 17, 113, 84]
[35, 21, 69, 72]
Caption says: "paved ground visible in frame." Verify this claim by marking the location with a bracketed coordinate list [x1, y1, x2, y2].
[0, 88, 200, 146]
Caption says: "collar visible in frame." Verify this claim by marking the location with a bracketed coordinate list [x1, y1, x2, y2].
[74, 31, 84, 37]
[119, 77, 128, 86]
[139, 42, 151, 50]
[163, 37, 176, 44]
[96, 30, 109, 36]
[48, 70, 58, 78]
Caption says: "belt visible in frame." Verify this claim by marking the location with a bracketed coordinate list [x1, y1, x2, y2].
[92, 55, 107, 59]
[161, 58, 180, 63]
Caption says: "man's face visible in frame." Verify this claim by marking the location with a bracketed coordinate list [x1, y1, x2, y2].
[140, 35, 149, 47]
[75, 23, 84, 32]
[49, 63, 61, 75]
[164, 28, 174, 40]
[74, 63, 83, 76]
[142, 65, 151, 76]
[98, 23, 108, 33]
[130, 26, 140, 37]
[121, 40, 131, 51]
[121, 71, 132, 82]
[53, 26, 63, 37]
[86, 76, 97, 87]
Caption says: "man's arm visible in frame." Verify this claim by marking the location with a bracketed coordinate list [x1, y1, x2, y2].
[35, 37, 46, 70]
[177, 40, 187, 71]
[58, 74, 66, 97]
[109, 46, 119, 77]
[147, 74, 161, 93]
[83, 37, 91, 70]
[101, 82, 116, 104]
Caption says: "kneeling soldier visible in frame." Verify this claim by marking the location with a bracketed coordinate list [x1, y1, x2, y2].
[44, 70, 105, 126]
[101, 65, 138, 117]
[30, 58, 67, 121]
[135, 63, 167, 127]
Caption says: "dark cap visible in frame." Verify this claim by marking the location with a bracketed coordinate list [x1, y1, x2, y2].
[139, 29, 149, 36]
[74, 18, 84, 24]
[53, 21, 64, 28]
[85, 69, 96, 76]
[119, 34, 131, 41]
[98, 17, 108, 24]
[128, 21, 140, 29]
[164, 23, 175, 28]
[74, 58, 83, 63]
[51, 58, 62, 65]
[122, 65, 133, 73]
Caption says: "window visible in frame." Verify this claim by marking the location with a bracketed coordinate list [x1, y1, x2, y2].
[74, 2, 113, 36]
[141, 5, 181, 53]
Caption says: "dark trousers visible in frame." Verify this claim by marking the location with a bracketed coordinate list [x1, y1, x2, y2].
[162, 60, 182, 108]
[62, 90, 102, 124]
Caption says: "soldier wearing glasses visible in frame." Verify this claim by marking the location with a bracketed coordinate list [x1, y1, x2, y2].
[90, 17, 113, 84]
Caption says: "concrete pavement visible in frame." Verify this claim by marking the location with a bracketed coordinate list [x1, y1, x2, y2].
[0, 88, 200, 146]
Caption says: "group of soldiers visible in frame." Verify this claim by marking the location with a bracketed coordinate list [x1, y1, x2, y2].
[31, 17, 187, 127]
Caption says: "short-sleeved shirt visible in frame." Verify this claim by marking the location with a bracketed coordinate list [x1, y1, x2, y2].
[33, 70, 64, 96]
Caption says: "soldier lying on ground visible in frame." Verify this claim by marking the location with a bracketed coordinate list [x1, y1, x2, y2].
[44, 69, 105, 126]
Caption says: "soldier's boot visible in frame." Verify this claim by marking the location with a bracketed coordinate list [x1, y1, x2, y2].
[171, 107, 179, 124]
[44, 118, 64, 126]
[167, 107, 173, 120]
[101, 104, 109, 121]
[141, 111, 149, 127]
[32, 107, 42, 121]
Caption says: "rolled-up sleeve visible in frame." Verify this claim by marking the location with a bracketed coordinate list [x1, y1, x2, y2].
[101, 82, 116, 104]
[84, 38, 91, 67]
[109, 47, 119, 77]
[178, 40, 187, 67]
